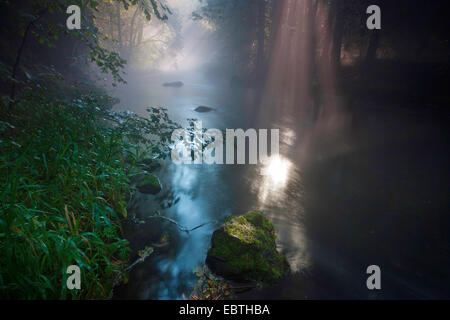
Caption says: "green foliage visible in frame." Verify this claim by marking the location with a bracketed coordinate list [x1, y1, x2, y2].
[120, 0, 172, 20]
[0, 0, 178, 300]
[0, 0, 170, 86]
[91, 0, 176, 69]
[0, 79, 178, 298]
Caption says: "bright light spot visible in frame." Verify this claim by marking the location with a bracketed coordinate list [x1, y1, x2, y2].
[262, 155, 291, 187]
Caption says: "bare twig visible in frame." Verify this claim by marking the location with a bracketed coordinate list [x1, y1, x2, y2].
[146, 213, 217, 233]
[125, 246, 154, 272]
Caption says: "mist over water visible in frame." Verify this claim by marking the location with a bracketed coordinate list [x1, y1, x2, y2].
[110, 0, 449, 300]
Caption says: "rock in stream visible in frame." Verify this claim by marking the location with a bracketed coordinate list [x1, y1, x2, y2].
[162, 81, 184, 87]
[137, 173, 162, 195]
[206, 211, 288, 284]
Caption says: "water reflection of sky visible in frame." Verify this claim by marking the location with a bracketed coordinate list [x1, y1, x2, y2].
[146, 162, 232, 299]
[113, 70, 310, 298]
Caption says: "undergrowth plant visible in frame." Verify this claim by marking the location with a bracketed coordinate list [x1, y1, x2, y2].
[0, 75, 179, 299]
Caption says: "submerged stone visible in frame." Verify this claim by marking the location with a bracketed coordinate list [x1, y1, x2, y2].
[206, 211, 288, 284]
[162, 81, 184, 87]
[137, 173, 162, 195]
[194, 106, 215, 113]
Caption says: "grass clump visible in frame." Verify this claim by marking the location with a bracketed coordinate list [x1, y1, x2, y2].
[0, 83, 178, 299]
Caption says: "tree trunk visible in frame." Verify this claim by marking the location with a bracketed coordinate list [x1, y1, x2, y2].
[137, 19, 144, 46]
[364, 30, 381, 72]
[9, 8, 47, 107]
[331, 3, 344, 69]
[129, 6, 140, 53]
[108, 9, 114, 40]
[309, 0, 319, 83]
[116, 2, 122, 47]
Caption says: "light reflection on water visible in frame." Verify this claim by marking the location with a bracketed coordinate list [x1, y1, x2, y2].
[112, 70, 310, 299]
[252, 153, 310, 274]
[260, 155, 291, 190]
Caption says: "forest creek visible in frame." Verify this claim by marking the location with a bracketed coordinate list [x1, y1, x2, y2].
[0, 0, 449, 300]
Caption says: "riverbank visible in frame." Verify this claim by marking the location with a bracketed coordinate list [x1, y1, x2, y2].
[0, 79, 179, 299]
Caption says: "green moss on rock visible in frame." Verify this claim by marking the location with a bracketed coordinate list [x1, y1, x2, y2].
[137, 173, 161, 194]
[206, 211, 288, 284]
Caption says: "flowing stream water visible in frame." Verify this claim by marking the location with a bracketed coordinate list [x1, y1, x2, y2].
[111, 69, 449, 300]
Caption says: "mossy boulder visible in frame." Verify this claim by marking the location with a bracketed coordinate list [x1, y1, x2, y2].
[137, 173, 162, 194]
[206, 211, 288, 284]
